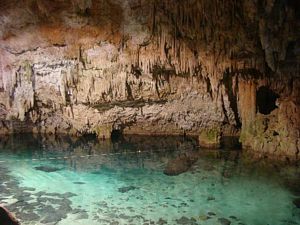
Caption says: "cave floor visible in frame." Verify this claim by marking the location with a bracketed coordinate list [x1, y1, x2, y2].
[0, 134, 299, 225]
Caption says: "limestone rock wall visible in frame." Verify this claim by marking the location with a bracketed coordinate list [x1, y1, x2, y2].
[0, 0, 299, 158]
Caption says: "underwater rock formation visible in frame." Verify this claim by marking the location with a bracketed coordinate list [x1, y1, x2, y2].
[0, 0, 299, 158]
[164, 153, 198, 176]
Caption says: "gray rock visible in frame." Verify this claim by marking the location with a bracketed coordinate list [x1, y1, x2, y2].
[176, 216, 197, 225]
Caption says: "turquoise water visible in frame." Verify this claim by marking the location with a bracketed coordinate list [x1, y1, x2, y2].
[0, 134, 299, 225]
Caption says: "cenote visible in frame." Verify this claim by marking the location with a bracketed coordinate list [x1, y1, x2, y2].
[0, 0, 299, 225]
[0, 134, 299, 225]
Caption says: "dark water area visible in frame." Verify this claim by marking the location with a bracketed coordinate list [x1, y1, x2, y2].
[0, 134, 299, 225]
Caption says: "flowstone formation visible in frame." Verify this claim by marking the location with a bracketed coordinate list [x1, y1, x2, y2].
[0, 0, 299, 158]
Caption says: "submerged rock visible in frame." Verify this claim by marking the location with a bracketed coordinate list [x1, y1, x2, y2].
[34, 166, 62, 173]
[40, 213, 65, 224]
[164, 153, 198, 176]
[73, 182, 86, 185]
[218, 217, 231, 225]
[157, 218, 168, 224]
[175, 216, 197, 225]
[118, 186, 138, 193]
[207, 196, 215, 201]
[229, 215, 238, 220]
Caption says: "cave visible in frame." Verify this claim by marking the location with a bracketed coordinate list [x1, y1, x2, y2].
[110, 129, 123, 141]
[0, 0, 299, 224]
[256, 86, 279, 115]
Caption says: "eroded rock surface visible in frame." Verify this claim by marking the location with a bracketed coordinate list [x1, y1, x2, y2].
[0, 0, 299, 158]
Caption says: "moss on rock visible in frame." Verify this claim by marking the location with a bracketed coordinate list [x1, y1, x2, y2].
[198, 128, 221, 148]
[94, 124, 112, 140]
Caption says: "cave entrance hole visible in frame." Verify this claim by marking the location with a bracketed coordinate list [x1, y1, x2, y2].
[256, 86, 279, 115]
[111, 129, 123, 142]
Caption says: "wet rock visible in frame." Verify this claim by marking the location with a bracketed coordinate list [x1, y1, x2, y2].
[218, 217, 231, 225]
[0, 206, 20, 225]
[164, 154, 198, 176]
[118, 186, 138, 193]
[199, 128, 221, 148]
[34, 166, 62, 172]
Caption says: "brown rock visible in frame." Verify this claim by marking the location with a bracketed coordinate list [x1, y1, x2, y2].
[0, 206, 20, 225]
[199, 128, 221, 149]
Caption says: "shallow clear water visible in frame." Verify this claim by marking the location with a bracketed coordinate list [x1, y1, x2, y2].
[0, 134, 300, 225]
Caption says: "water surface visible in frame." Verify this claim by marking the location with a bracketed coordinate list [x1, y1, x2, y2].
[0, 134, 299, 225]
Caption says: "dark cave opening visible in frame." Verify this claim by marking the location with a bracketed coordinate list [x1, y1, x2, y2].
[111, 129, 123, 141]
[256, 86, 279, 115]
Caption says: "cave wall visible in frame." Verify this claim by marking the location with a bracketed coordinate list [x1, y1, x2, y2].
[0, 0, 299, 158]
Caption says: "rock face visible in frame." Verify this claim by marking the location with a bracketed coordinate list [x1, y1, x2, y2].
[198, 128, 221, 149]
[0, 206, 20, 225]
[0, 0, 299, 158]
